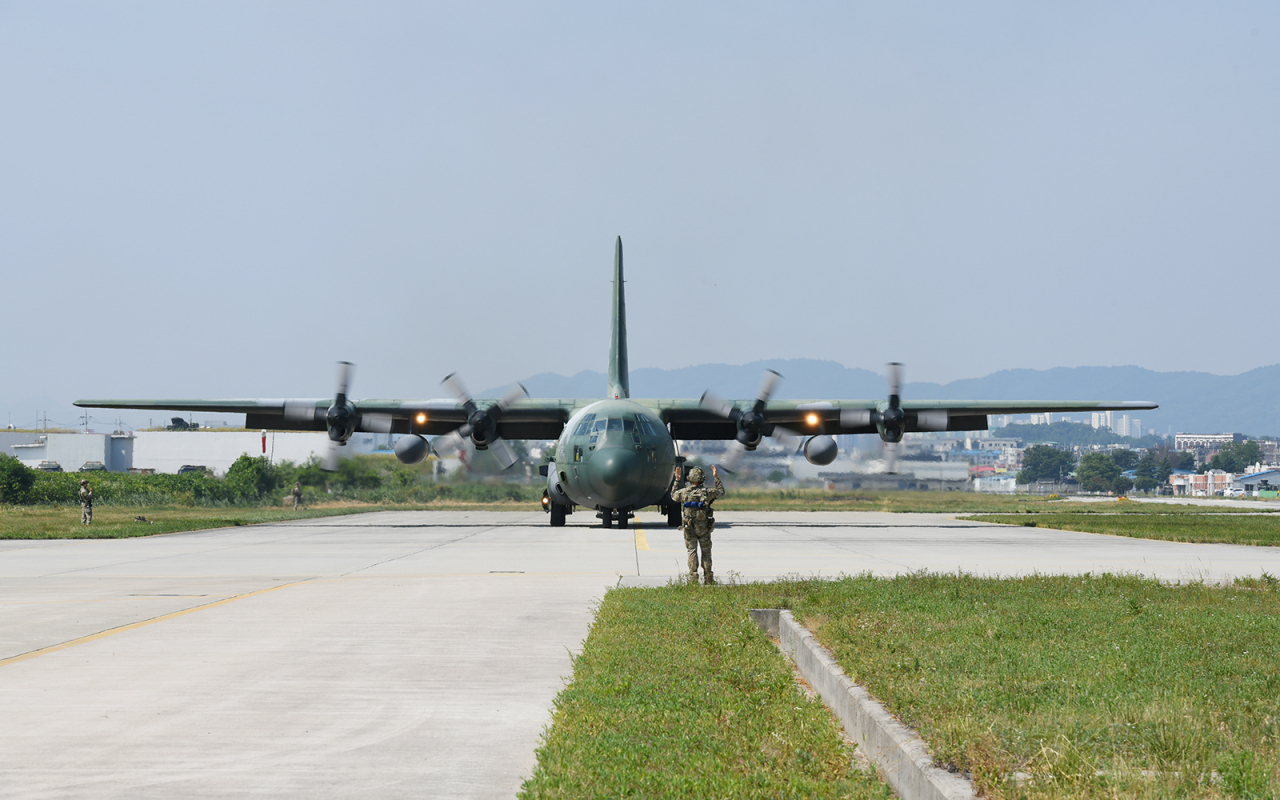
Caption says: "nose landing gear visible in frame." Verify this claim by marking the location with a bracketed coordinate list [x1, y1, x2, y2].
[597, 508, 632, 528]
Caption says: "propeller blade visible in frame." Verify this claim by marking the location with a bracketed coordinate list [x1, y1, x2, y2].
[757, 369, 782, 404]
[335, 361, 354, 403]
[323, 440, 344, 472]
[699, 390, 737, 419]
[840, 408, 873, 428]
[359, 412, 393, 434]
[489, 438, 519, 470]
[433, 429, 467, 456]
[441, 373, 472, 406]
[284, 401, 322, 422]
[719, 440, 747, 473]
[495, 383, 529, 412]
[771, 425, 804, 452]
[884, 441, 900, 475]
[886, 362, 902, 408]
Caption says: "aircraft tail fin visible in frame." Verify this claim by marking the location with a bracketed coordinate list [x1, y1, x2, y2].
[607, 236, 630, 399]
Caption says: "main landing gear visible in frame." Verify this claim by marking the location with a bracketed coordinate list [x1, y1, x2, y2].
[550, 503, 567, 527]
[666, 505, 681, 528]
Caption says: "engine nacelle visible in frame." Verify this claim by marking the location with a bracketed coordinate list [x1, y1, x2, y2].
[394, 434, 430, 465]
[803, 435, 838, 466]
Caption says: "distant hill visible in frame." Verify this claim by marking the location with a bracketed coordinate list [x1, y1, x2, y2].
[490, 361, 1280, 438]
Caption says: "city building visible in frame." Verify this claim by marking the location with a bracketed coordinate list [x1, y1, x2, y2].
[1235, 469, 1280, 496]
[1174, 433, 1246, 465]
[1168, 469, 1234, 497]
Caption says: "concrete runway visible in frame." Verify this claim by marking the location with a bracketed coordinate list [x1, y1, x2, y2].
[4, 509, 1280, 799]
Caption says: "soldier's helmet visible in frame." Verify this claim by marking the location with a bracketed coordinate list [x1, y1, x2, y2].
[80, 479, 88, 485]
[688, 467, 705, 484]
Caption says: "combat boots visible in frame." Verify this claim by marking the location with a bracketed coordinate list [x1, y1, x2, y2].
[702, 572, 715, 586]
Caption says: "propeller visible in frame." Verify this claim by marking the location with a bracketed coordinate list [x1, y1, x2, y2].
[838, 363, 948, 474]
[283, 362, 395, 472]
[430, 373, 528, 470]
[700, 369, 802, 472]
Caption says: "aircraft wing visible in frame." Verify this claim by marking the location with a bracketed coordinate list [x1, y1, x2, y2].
[73, 398, 577, 439]
[656, 399, 1159, 439]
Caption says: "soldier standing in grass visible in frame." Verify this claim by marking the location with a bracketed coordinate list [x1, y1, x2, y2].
[671, 465, 725, 585]
[290, 482, 304, 511]
[79, 479, 93, 524]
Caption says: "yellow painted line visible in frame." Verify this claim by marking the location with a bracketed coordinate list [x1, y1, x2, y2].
[0, 580, 306, 669]
[634, 523, 650, 551]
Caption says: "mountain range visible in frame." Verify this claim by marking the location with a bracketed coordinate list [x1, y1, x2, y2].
[490, 360, 1280, 438]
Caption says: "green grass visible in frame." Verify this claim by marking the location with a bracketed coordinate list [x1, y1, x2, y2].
[797, 574, 1280, 799]
[0, 500, 541, 539]
[0, 504, 398, 539]
[519, 585, 894, 799]
[525, 576, 1280, 799]
[963, 512, 1280, 546]
[716, 489, 1280, 514]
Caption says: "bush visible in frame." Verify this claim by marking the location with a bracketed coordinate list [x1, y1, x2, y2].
[0, 455, 35, 504]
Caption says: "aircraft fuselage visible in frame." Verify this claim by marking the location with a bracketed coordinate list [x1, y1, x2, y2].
[549, 398, 677, 512]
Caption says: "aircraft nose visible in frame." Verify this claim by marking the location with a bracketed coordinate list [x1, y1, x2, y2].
[596, 448, 639, 488]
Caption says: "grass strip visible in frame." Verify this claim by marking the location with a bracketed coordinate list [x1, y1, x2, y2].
[0, 501, 538, 539]
[715, 490, 1280, 514]
[526, 576, 1279, 799]
[519, 585, 893, 799]
[794, 573, 1280, 798]
[962, 512, 1280, 546]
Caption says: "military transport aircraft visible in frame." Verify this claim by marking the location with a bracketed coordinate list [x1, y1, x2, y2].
[77, 238, 1157, 528]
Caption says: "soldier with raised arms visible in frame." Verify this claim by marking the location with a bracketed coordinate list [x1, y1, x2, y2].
[670, 465, 725, 585]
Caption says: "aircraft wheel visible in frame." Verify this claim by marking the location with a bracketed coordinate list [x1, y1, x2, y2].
[550, 504, 566, 527]
[617, 510, 629, 529]
[601, 510, 614, 528]
[666, 505, 681, 527]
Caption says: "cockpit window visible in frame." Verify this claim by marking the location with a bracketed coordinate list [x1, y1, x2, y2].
[572, 413, 596, 437]
[634, 415, 656, 436]
[622, 419, 636, 433]
[592, 419, 607, 433]
[607, 418, 623, 431]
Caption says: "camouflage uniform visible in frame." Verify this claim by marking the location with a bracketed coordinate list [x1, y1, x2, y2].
[291, 482, 304, 511]
[79, 480, 93, 524]
[670, 468, 725, 584]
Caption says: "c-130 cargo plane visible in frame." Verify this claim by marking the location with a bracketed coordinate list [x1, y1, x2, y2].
[78, 238, 1157, 528]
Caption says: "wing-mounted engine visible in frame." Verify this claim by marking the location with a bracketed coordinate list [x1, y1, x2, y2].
[429, 373, 528, 470]
[284, 361, 392, 471]
[700, 370, 802, 472]
[837, 363, 948, 473]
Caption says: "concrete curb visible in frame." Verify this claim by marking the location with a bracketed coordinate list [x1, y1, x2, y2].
[749, 609, 977, 800]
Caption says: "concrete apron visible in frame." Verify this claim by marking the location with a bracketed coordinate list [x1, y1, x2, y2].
[750, 609, 977, 800]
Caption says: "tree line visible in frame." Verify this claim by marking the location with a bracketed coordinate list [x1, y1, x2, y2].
[0, 454, 538, 506]
[1017, 445, 1196, 494]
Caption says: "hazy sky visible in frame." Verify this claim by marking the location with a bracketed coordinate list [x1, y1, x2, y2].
[2, 2, 1277, 427]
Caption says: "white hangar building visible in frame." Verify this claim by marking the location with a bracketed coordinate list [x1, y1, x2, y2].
[0, 430, 387, 475]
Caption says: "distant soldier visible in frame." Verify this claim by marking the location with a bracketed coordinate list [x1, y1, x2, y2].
[79, 479, 93, 525]
[670, 465, 725, 585]
[290, 482, 304, 511]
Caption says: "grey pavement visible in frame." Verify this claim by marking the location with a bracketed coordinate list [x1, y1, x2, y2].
[3, 509, 1280, 798]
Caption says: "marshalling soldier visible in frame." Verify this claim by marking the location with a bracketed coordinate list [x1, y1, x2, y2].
[290, 482, 304, 511]
[79, 479, 93, 525]
[670, 465, 725, 585]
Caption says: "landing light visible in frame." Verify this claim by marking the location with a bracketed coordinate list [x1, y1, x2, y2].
[541, 495, 550, 508]
[806, 413, 820, 427]
[416, 413, 427, 424]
